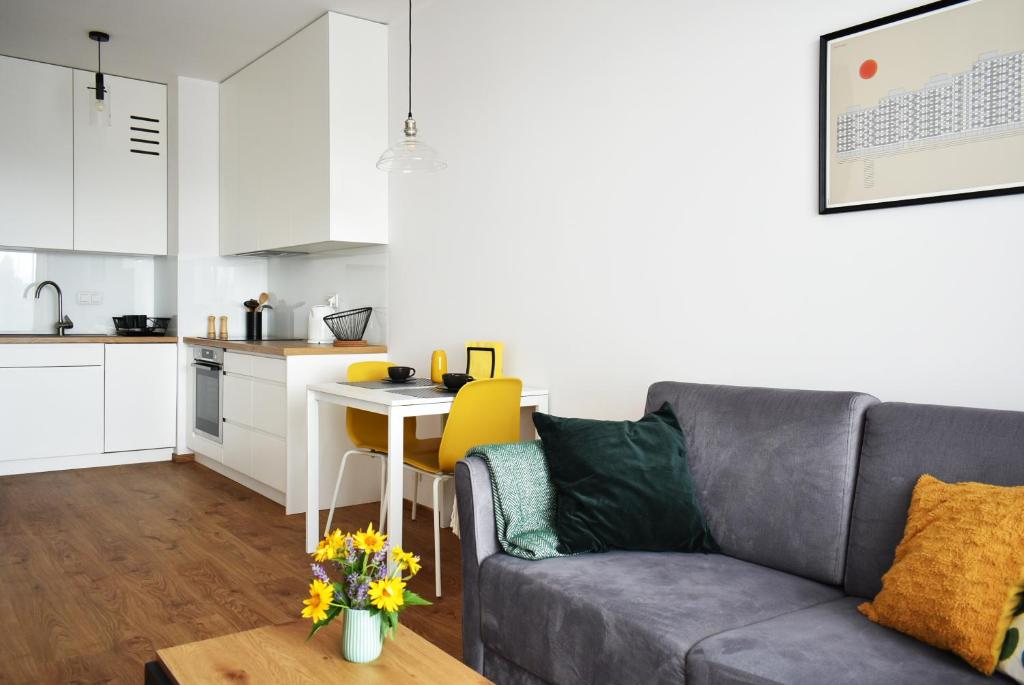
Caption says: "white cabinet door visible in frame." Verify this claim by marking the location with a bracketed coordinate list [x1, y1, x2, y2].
[251, 431, 287, 492]
[0, 56, 73, 250]
[73, 70, 167, 255]
[0, 366, 103, 460]
[104, 344, 176, 452]
[222, 422, 252, 475]
[219, 14, 386, 255]
[251, 379, 287, 437]
[223, 374, 252, 426]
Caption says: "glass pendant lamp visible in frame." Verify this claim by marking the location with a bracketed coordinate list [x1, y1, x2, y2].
[376, 0, 446, 173]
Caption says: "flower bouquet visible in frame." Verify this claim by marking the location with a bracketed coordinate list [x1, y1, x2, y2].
[302, 523, 430, 663]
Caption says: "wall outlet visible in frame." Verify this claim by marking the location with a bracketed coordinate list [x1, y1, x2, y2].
[77, 291, 103, 305]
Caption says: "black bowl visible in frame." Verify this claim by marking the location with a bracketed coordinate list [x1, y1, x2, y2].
[442, 373, 474, 391]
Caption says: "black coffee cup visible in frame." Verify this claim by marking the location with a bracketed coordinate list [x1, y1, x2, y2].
[442, 373, 474, 391]
[388, 366, 416, 382]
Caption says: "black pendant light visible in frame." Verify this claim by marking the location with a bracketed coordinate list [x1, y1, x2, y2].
[89, 30, 110, 112]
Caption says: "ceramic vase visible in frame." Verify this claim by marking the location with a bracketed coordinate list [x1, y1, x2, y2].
[342, 608, 383, 663]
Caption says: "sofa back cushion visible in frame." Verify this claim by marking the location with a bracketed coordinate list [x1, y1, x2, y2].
[646, 382, 877, 585]
[845, 402, 1024, 599]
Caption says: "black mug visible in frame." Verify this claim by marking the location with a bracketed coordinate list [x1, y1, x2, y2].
[388, 366, 416, 382]
[442, 373, 474, 391]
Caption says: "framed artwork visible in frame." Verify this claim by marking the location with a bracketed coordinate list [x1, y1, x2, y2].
[819, 0, 1024, 213]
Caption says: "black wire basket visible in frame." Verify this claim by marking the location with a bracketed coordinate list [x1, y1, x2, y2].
[323, 307, 372, 345]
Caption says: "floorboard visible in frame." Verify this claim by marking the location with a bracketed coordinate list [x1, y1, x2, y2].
[0, 461, 463, 683]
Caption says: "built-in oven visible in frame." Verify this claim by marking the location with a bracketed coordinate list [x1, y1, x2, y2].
[191, 346, 224, 444]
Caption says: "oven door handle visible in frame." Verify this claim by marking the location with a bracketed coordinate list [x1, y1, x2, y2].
[191, 361, 223, 371]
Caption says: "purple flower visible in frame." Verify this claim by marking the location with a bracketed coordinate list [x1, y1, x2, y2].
[343, 536, 358, 564]
[311, 563, 330, 583]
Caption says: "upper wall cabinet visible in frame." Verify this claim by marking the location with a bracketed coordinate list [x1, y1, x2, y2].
[220, 13, 387, 256]
[73, 70, 167, 255]
[0, 56, 74, 251]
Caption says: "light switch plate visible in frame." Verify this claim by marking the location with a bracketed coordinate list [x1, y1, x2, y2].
[77, 291, 103, 305]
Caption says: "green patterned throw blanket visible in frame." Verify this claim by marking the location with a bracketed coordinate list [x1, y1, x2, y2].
[467, 440, 568, 560]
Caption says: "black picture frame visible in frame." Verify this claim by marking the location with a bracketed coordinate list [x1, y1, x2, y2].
[818, 0, 1024, 213]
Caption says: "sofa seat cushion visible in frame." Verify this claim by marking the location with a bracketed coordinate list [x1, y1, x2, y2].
[687, 597, 1014, 685]
[479, 551, 843, 685]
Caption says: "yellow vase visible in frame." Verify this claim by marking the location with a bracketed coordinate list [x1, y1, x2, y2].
[430, 349, 448, 383]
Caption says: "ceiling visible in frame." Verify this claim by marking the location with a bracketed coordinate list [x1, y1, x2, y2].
[0, 0, 408, 84]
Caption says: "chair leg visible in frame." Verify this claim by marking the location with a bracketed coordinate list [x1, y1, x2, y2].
[432, 476, 442, 598]
[378, 455, 388, 529]
[325, 450, 357, 536]
[412, 473, 420, 521]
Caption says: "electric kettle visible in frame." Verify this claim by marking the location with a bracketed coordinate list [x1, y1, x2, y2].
[307, 295, 340, 344]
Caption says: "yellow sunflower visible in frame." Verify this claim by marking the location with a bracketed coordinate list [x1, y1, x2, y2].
[313, 538, 337, 563]
[353, 522, 387, 554]
[301, 579, 334, 623]
[368, 577, 406, 613]
[392, 547, 421, 576]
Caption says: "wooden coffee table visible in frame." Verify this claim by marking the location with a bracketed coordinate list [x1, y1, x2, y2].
[157, 619, 490, 684]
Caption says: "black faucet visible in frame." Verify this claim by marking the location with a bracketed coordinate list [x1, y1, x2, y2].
[34, 280, 73, 336]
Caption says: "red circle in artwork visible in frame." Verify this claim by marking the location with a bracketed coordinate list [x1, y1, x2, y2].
[859, 59, 878, 79]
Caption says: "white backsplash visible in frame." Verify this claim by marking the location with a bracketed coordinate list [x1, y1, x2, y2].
[0, 250, 158, 334]
[267, 246, 388, 345]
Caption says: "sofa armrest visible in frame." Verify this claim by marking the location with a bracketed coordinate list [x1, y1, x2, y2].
[455, 455, 501, 671]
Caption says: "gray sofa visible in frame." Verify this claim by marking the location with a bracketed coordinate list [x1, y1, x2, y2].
[455, 381, 1024, 685]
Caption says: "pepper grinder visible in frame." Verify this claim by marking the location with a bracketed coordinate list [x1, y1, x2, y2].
[207, 315, 216, 339]
[219, 316, 228, 340]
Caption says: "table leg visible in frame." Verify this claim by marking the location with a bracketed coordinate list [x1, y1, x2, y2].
[306, 391, 320, 553]
[386, 408, 404, 551]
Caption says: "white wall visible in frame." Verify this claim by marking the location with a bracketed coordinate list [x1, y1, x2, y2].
[267, 245, 388, 344]
[0, 249, 158, 333]
[385, 0, 1024, 417]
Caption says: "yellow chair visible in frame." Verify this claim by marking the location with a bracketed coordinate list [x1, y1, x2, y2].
[323, 361, 439, 535]
[382, 377, 523, 597]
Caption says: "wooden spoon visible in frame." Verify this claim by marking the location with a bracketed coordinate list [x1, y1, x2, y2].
[257, 292, 269, 312]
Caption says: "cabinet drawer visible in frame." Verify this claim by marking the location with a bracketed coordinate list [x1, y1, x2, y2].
[224, 351, 286, 383]
[251, 432, 286, 492]
[0, 344, 103, 368]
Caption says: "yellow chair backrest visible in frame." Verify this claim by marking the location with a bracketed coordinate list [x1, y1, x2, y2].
[438, 377, 522, 473]
[346, 361, 418, 452]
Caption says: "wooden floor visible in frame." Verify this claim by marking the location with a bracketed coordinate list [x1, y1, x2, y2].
[0, 461, 463, 684]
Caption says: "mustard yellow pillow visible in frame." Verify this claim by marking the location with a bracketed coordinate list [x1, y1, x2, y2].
[859, 474, 1024, 674]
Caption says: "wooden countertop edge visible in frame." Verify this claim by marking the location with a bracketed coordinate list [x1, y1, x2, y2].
[182, 337, 388, 356]
[0, 336, 175, 344]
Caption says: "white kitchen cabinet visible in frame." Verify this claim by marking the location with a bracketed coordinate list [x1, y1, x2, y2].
[221, 351, 287, 491]
[0, 56, 74, 251]
[220, 12, 387, 255]
[0, 344, 103, 461]
[104, 343, 176, 452]
[73, 70, 167, 255]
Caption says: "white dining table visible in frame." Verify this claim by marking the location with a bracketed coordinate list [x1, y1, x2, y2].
[305, 380, 549, 552]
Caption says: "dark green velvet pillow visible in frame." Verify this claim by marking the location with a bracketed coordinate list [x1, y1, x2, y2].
[534, 402, 718, 555]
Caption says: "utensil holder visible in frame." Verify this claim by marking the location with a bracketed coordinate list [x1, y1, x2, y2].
[245, 311, 262, 341]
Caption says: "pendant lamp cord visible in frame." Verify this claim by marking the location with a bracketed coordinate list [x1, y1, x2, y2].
[407, 0, 413, 118]
[97, 40, 102, 73]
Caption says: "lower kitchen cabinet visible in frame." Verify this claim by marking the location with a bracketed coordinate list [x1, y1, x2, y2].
[0, 365, 103, 460]
[0, 342, 176, 475]
[222, 353, 287, 492]
[186, 345, 388, 513]
[104, 343, 176, 452]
